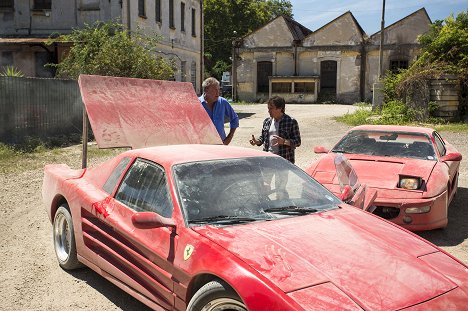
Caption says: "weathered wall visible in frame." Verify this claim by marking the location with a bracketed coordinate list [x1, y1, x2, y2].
[235, 9, 431, 104]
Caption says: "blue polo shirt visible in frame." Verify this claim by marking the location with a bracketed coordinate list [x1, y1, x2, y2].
[199, 95, 239, 141]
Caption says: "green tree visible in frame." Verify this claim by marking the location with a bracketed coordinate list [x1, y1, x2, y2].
[204, 0, 293, 78]
[48, 21, 175, 80]
[418, 10, 468, 72]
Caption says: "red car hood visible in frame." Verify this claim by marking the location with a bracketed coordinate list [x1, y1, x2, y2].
[194, 208, 457, 310]
[313, 153, 436, 190]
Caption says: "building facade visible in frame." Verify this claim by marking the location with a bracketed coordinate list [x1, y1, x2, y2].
[0, 0, 203, 92]
[233, 8, 431, 104]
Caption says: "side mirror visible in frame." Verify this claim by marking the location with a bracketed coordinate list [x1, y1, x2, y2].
[132, 212, 176, 229]
[440, 152, 462, 162]
[314, 146, 329, 154]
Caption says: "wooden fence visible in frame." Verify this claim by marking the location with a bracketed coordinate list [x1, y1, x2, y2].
[0, 77, 83, 145]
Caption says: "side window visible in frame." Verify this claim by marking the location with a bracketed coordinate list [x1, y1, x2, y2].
[115, 159, 173, 218]
[433, 132, 446, 157]
[103, 157, 131, 194]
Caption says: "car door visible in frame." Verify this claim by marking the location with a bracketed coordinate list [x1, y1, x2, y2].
[92, 158, 177, 309]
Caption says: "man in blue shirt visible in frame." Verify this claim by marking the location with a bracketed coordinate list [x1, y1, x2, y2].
[199, 77, 239, 145]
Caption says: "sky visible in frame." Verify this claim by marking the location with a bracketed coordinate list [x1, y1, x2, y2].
[290, 0, 467, 35]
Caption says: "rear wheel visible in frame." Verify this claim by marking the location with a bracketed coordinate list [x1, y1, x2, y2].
[187, 280, 246, 311]
[53, 204, 82, 270]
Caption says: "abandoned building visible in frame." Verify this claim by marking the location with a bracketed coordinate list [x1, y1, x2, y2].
[0, 0, 204, 92]
[232, 8, 432, 104]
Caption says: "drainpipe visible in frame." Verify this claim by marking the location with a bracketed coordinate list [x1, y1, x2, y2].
[293, 40, 299, 76]
[232, 39, 237, 101]
[360, 43, 366, 101]
[199, 0, 204, 93]
[126, 0, 131, 31]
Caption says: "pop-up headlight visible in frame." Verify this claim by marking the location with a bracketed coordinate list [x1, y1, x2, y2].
[399, 176, 422, 190]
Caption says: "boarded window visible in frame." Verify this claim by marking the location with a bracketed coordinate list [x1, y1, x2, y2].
[294, 82, 315, 93]
[191, 8, 196, 36]
[272, 82, 291, 93]
[34, 0, 51, 10]
[138, 0, 145, 17]
[169, 0, 175, 28]
[390, 60, 408, 73]
[80, 0, 99, 10]
[155, 0, 161, 22]
[0, 0, 14, 8]
[257, 61, 272, 93]
[180, 60, 186, 82]
[191, 61, 196, 88]
[180, 2, 185, 32]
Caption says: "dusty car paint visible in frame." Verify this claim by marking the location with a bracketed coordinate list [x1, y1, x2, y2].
[42, 77, 468, 310]
[307, 125, 462, 231]
[78, 75, 221, 149]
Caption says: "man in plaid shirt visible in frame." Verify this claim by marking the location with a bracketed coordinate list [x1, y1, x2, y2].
[250, 96, 301, 164]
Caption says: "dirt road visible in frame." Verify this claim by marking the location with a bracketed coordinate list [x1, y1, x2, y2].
[0, 104, 466, 310]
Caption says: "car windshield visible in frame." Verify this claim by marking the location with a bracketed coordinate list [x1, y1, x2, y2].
[173, 157, 340, 226]
[331, 130, 436, 160]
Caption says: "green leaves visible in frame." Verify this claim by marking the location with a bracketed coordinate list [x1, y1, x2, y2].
[0, 66, 24, 77]
[47, 21, 175, 80]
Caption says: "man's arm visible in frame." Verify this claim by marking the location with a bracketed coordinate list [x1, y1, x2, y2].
[223, 128, 237, 145]
[288, 119, 301, 148]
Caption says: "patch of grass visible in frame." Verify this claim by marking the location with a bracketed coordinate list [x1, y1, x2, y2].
[0, 141, 124, 175]
[336, 101, 468, 131]
[335, 103, 373, 125]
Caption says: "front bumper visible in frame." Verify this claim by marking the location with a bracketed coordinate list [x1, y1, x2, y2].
[370, 190, 448, 231]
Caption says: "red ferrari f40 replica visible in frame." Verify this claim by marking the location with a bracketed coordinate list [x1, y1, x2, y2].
[42, 76, 468, 310]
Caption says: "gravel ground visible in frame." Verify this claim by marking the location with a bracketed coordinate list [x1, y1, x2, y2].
[0, 103, 466, 310]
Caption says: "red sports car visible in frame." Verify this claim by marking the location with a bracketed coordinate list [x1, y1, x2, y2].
[306, 125, 462, 231]
[42, 76, 468, 310]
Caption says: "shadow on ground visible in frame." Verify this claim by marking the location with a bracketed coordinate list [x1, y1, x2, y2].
[68, 268, 152, 311]
[417, 187, 468, 247]
[234, 112, 255, 121]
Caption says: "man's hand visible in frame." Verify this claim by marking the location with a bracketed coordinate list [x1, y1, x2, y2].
[223, 128, 237, 145]
[250, 134, 260, 146]
[272, 135, 287, 146]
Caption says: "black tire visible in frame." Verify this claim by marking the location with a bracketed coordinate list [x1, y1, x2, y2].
[53, 204, 82, 270]
[187, 280, 247, 311]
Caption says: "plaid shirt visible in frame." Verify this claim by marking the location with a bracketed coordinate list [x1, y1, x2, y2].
[257, 114, 301, 163]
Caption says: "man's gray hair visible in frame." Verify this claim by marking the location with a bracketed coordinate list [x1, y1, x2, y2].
[202, 77, 220, 92]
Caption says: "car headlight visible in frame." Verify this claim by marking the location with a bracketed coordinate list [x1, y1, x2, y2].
[399, 176, 422, 190]
[406, 206, 431, 214]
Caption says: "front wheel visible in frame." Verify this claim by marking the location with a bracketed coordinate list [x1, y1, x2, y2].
[53, 204, 82, 270]
[187, 280, 247, 311]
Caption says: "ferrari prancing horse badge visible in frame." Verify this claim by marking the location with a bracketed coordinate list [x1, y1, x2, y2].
[184, 244, 194, 260]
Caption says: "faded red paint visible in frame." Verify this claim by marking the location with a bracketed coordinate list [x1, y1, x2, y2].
[78, 74, 221, 149]
[307, 125, 462, 231]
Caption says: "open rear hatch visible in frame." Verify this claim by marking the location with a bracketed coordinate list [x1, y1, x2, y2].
[78, 74, 221, 149]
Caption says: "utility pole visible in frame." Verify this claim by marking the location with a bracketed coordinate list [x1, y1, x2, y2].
[373, 0, 386, 110]
[378, 0, 386, 79]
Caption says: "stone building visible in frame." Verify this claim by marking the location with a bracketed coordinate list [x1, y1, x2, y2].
[0, 0, 203, 92]
[233, 8, 432, 103]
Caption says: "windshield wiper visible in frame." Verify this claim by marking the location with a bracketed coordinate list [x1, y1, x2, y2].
[332, 149, 351, 154]
[263, 206, 317, 215]
[189, 215, 259, 224]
